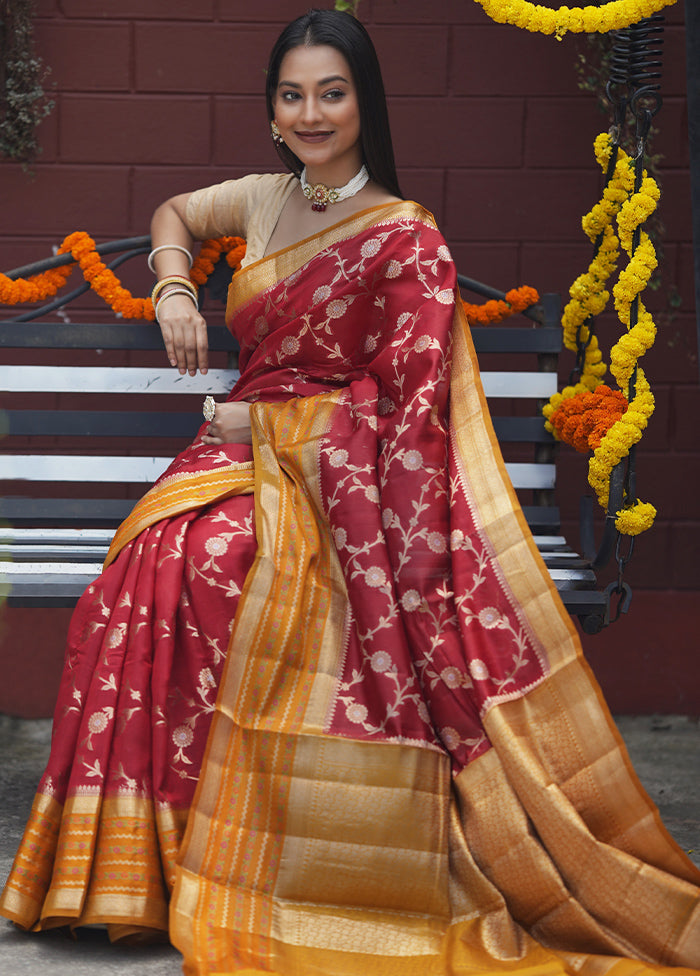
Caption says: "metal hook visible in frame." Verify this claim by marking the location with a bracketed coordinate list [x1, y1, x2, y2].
[603, 580, 633, 623]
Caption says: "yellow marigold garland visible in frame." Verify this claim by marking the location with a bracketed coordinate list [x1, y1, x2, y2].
[0, 232, 247, 318]
[543, 133, 633, 430]
[462, 284, 540, 326]
[473, 0, 676, 41]
[546, 131, 660, 536]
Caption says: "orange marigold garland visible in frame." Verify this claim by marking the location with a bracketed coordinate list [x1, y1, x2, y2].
[462, 285, 540, 326]
[190, 236, 247, 285]
[63, 231, 154, 320]
[1, 233, 247, 318]
[0, 256, 74, 304]
[547, 385, 628, 453]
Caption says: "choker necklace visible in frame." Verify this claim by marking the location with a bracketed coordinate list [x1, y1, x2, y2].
[300, 165, 370, 212]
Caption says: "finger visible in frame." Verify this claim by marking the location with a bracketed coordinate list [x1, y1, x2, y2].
[158, 322, 178, 368]
[184, 317, 208, 376]
[196, 320, 209, 375]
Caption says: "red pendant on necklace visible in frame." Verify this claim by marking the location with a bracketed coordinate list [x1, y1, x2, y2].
[311, 201, 327, 212]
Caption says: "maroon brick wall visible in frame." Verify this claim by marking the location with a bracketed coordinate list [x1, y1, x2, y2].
[1, 0, 697, 717]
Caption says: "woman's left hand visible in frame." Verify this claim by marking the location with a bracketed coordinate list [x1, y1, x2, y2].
[201, 401, 253, 445]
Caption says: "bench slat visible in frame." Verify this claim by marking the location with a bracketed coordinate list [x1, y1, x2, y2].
[2, 565, 603, 610]
[6, 411, 553, 443]
[0, 321, 237, 351]
[1, 365, 239, 394]
[0, 365, 557, 399]
[0, 545, 108, 562]
[1, 453, 557, 489]
[0, 321, 561, 355]
[5, 410, 203, 438]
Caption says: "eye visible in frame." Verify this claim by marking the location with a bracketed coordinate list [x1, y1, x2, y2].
[280, 90, 301, 102]
[323, 89, 345, 100]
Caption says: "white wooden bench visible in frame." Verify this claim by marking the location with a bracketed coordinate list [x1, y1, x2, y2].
[0, 240, 611, 632]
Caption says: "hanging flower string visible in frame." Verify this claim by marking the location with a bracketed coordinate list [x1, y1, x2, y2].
[473, 0, 676, 41]
[543, 132, 633, 427]
[0, 232, 247, 318]
[462, 285, 540, 326]
[588, 154, 659, 536]
[545, 132, 659, 536]
[0, 253, 73, 304]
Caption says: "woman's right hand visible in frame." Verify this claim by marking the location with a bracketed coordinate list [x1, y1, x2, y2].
[157, 292, 209, 376]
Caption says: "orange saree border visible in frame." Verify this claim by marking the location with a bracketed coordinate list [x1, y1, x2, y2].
[104, 462, 254, 569]
[171, 391, 354, 973]
[448, 301, 700, 967]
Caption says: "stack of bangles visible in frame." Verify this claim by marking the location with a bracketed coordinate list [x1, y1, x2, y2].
[148, 244, 199, 323]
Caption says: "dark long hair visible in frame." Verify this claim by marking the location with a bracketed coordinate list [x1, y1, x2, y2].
[265, 9, 402, 199]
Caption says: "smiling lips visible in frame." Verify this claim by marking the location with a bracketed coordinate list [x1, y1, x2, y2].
[295, 130, 333, 143]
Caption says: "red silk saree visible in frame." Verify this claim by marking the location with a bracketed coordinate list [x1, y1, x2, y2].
[2, 201, 699, 975]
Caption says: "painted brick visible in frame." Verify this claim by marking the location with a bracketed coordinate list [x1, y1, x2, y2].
[653, 98, 691, 170]
[397, 169, 445, 226]
[59, 96, 211, 165]
[643, 315, 699, 385]
[521, 243, 592, 303]
[0, 165, 131, 236]
[370, 26, 448, 96]
[673, 386, 700, 452]
[35, 23, 131, 91]
[449, 243, 519, 292]
[450, 26, 581, 97]
[634, 451, 700, 521]
[670, 523, 700, 589]
[60, 0, 214, 18]
[372, 0, 491, 24]
[661, 27, 690, 98]
[635, 386, 672, 453]
[676, 244, 699, 308]
[582, 589, 699, 714]
[389, 98, 524, 168]
[0, 238, 67, 275]
[135, 25, 272, 93]
[218, 0, 329, 22]
[443, 169, 599, 246]
[657, 170, 693, 243]
[524, 98, 606, 169]
[213, 97, 279, 169]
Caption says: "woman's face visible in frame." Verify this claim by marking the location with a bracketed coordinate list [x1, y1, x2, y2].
[273, 44, 362, 183]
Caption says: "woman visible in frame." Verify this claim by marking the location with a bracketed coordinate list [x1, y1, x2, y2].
[2, 9, 699, 976]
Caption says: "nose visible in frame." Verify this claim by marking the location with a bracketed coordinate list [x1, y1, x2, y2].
[300, 96, 322, 127]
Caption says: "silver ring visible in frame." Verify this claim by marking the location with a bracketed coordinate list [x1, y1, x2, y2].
[203, 395, 216, 422]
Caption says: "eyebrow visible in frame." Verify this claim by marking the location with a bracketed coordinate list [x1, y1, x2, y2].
[278, 75, 349, 89]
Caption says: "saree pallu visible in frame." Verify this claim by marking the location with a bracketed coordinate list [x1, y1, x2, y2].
[2, 201, 699, 975]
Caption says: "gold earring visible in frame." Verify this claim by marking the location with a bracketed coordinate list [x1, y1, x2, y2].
[270, 120, 283, 145]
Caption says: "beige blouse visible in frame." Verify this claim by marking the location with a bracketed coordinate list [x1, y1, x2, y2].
[185, 173, 298, 268]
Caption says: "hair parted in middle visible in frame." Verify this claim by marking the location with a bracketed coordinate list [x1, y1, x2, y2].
[265, 8, 403, 199]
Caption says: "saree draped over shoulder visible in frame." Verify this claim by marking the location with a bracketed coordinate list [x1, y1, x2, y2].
[2, 201, 699, 975]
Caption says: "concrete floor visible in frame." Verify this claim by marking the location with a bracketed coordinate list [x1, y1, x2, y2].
[0, 713, 698, 975]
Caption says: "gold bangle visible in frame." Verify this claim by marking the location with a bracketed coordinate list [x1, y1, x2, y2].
[154, 287, 198, 323]
[151, 275, 197, 305]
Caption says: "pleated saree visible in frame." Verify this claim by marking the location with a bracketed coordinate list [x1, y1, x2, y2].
[2, 200, 699, 975]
